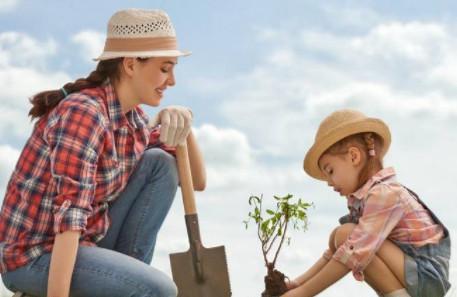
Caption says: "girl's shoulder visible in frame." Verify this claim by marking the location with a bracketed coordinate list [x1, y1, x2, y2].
[365, 179, 409, 205]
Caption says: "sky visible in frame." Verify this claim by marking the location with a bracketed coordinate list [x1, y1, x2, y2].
[1, 0, 457, 296]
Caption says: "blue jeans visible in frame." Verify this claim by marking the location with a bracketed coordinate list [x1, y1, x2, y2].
[1, 148, 179, 297]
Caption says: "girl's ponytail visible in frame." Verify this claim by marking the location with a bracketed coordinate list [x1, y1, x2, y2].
[357, 132, 383, 188]
[28, 58, 123, 121]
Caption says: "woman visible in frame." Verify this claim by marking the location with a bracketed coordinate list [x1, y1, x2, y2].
[0, 8, 205, 297]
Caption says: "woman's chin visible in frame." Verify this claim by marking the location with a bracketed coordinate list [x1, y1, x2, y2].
[145, 96, 162, 107]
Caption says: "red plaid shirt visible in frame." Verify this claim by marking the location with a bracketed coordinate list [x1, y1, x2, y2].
[0, 81, 175, 273]
[332, 167, 444, 281]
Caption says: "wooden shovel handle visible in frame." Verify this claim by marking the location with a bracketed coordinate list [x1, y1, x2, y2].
[176, 143, 197, 215]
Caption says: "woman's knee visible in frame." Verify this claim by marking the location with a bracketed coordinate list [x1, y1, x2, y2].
[143, 148, 178, 185]
[333, 223, 357, 249]
[150, 278, 178, 297]
[141, 267, 178, 297]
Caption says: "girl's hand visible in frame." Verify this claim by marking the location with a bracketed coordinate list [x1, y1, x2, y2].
[323, 248, 333, 261]
[285, 278, 300, 290]
[149, 105, 193, 147]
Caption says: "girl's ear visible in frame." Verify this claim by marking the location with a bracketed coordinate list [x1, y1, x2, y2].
[348, 146, 362, 166]
[121, 57, 136, 78]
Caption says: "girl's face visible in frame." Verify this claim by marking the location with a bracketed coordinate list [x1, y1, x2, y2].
[318, 147, 363, 197]
[130, 56, 177, 107]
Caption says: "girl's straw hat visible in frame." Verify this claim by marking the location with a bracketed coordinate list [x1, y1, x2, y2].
[303, 109, 391, 180]
[94, 9, 190, 61]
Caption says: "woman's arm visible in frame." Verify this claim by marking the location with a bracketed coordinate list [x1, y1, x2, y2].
[47, 230, 80, 297]
[187, 130, 206, 191]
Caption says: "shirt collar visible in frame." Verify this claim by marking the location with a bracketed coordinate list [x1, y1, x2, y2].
[350, 167, 396, 200]
[102, 80, 148, 130]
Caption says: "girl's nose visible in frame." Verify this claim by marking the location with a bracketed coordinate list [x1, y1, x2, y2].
[167, 72, 176, 86]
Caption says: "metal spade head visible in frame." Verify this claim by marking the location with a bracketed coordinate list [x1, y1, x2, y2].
[169, 214, 231, 297]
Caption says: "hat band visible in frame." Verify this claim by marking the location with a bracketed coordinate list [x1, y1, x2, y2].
[103, 36, 177, 52]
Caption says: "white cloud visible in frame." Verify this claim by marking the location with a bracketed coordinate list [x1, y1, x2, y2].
[0, 32, 71, 140]
[351, 22, 447, 63]
[0, 0, 19, 13]
[194, 124, 253, 168]
[191, 124, 309, 196]
[0, 32, 57, 68]
[187, 20, 457, 159]
[71, 30, 105, 61]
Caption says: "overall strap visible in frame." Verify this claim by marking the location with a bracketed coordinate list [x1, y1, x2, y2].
[402, 185, 449, 237]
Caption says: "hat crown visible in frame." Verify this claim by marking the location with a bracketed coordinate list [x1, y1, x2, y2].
[304, 108, 391, 180]
[107, 9, 176, 39]
[315, 109, 367, 142]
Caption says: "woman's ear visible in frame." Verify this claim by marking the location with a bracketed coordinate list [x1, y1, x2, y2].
[348, 146, 362, 167]
[121, 57, 136, 78]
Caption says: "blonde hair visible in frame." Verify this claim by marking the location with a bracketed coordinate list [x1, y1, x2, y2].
[322, 132, 384, 189]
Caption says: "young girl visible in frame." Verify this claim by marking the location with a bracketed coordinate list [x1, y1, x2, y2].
[0, 9, 206, 297]
[282, 109, 451, 297]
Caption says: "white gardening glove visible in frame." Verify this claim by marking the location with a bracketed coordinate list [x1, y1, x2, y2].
[149, 105, 193, 147]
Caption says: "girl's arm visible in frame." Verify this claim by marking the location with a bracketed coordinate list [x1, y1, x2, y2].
[187, 130, 206, 191]
[289, 254, 330, 287]
[282, 259, 349, 297]
[47, 230, 80, 297]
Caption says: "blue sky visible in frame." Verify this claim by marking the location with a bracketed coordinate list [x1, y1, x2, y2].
[1, 1, 457, 296]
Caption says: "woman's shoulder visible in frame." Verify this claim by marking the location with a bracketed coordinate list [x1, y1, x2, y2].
[45, 90, 109, 131]
[60, 91, 104, 111]
[49, 89, 107, 119]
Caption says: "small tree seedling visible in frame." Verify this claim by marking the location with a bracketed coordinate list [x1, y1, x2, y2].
[244, 194, 312, 296]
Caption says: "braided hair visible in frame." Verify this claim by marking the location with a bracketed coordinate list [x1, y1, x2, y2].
[28, 58, 123, 121]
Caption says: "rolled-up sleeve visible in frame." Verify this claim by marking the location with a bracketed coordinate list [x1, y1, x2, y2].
[333, 184, 405, 281]
[44, 99, 105, 234]
[148, 127, 176, 156]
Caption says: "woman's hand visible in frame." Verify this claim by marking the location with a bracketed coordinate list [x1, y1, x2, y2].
[149, 105, 193, 147]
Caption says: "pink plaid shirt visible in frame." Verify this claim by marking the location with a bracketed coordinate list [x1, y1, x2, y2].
[332, 167, 444, 281]
[0, 81, 175, 273]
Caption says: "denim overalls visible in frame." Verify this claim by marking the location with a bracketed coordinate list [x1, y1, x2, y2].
[396, 187, 451, 297]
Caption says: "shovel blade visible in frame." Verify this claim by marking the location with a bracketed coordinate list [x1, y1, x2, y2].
[170, 245, 231, 297]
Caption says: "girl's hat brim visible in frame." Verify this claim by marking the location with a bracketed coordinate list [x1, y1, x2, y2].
[303, 116, 391, 181]
[93, 49, 191, 61]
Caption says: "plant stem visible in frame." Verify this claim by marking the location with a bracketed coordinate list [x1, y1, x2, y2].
[272, 216, 289, 267]
[256, 196, 270, 267]
[265, 213, 282, 254]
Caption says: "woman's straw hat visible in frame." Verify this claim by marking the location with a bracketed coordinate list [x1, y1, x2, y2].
[303, 109, 391, 180]
[94, 9, 191, 61]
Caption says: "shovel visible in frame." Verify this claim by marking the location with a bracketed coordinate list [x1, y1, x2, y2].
[169, 143, 232, 297]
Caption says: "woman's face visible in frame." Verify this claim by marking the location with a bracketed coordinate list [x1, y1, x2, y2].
[131, 56, 177, 107]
